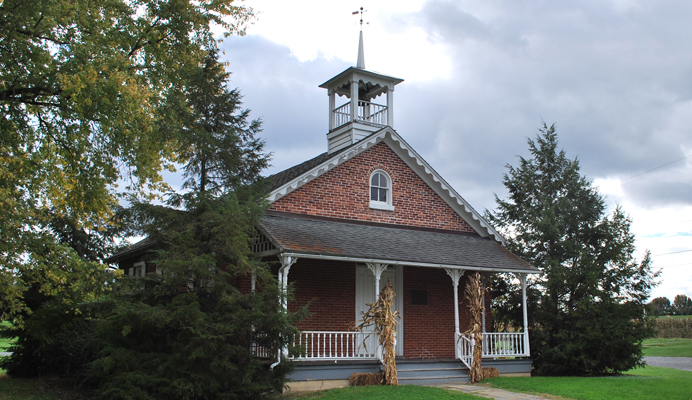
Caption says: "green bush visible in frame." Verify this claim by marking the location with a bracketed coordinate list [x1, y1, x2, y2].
[654, 317, 692, 338]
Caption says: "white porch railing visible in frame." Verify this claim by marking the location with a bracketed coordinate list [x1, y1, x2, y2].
[483, 332, 528, 357]
[455, 331, 529, 364]
[290, 331, 377, 360]
[455, 332, 474, 369]
[333, 103, 351, 128]
[258, 330, 529, 362]
[332, 101, 388, 128]
[357, 101, 387, 125]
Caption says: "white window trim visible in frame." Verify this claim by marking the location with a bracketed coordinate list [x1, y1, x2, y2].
[369, 169, 395, 211]
[130, 261, 146, 278]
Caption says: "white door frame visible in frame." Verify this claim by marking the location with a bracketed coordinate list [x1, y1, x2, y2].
[355, 264, 404, 356]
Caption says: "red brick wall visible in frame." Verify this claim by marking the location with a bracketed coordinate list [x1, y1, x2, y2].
[270, 143, 476, 233]
[284, 259, 356, 332]
[404, 266, 462, 359]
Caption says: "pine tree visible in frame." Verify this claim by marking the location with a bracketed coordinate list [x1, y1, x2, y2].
[487, 123, 658, 375]
[89, 50, 302, 400]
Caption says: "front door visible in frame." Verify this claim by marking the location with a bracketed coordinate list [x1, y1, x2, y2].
[355, 265, 403, 356]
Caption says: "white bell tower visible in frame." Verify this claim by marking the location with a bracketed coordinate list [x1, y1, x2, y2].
[319, 17, 404, 154]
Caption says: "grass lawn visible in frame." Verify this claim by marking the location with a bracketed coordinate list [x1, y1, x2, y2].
[285, 385, 483, 400]
[0, 321, 15, 352]
[486, 366, 692, 400]
[658, 315, 692, 319]
[643, 338, 692, 357]
[0, 375, 63, 400]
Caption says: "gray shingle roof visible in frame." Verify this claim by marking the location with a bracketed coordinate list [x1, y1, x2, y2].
[105, 237, 156, 263]
[259, 213, 536, 273]
[265, 139, 359, 192]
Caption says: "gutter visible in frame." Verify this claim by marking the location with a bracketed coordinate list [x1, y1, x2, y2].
[278, 252, 539, 274]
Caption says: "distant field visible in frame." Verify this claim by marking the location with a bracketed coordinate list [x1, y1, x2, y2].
[658, 315, 692, 319]
[643, 338, 692, 357]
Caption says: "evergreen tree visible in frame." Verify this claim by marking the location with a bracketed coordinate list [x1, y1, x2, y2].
[486, 123, 658, 375]
[88, 50, 302, 400]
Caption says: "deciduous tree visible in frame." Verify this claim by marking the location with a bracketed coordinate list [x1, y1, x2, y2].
[486, 123, 658, 375]
[648, 297, 671, 316]
[0, 0, 253, 324]
[672, 294, 692, 316]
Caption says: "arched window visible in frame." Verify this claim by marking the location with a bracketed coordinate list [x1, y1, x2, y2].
[370, 170, 394, 211]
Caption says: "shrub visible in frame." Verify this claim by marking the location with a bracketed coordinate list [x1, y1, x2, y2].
[654, 318, 692, 339]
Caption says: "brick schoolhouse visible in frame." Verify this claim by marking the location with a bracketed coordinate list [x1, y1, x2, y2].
[110, 31, 538, 388]
[252, 31, 537, 388]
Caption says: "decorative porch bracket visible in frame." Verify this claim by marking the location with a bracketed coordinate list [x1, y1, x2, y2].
[365, 262, 389, 300]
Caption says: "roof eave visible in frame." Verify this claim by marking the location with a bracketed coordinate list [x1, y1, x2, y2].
[277, 251, 538, 274]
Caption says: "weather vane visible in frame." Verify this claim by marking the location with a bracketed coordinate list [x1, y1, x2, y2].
[352, 6, 368, 30]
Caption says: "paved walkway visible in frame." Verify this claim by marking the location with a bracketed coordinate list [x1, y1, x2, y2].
[445, 384, 553, 400]
[644, 356, 692, 371]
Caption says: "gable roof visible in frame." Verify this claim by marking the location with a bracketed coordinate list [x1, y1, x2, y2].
[265, 127, 506, 243]
[259, 212, 535, 273]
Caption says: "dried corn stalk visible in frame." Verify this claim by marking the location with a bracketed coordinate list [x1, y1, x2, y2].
[354, 281, 399, 385]
[464, 272, 484, 383]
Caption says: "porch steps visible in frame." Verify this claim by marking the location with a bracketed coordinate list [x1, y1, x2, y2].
[396, 359, 469, 385]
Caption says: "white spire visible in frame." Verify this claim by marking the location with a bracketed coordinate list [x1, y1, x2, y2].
[357, 30, 365, 69]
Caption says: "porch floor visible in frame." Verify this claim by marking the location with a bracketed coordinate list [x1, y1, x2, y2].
[287, 358, 532, 386]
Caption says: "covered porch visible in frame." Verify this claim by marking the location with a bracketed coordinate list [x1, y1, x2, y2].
[254, 211, 537, 371]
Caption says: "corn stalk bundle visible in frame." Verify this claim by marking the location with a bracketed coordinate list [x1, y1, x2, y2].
[354, 281, 399, 385]
[464, 272, 484, 383]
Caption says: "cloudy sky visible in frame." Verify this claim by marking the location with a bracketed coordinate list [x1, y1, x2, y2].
[217, 0, 691, 301]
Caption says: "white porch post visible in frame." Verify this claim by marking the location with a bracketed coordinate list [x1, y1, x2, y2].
[445, 268, 465, 361]
[520, 273, 530, 356]
[365, 262, 388, 362]
[328, 90, 335, 130]
[386, 87, 394, 127]
[279, 255, 298, 310]
[444, 269, 464, 335]
[271, 255, 298, 369]
[251, 268, 256, 292]
[350, 80, 358, 123]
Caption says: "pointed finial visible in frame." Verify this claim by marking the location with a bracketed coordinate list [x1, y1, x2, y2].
[353, 7, 367, 69]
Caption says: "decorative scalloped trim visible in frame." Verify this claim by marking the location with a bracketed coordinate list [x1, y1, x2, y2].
[267, 129, 505, 243]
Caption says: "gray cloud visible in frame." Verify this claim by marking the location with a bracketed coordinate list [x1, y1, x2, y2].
[220, 2, 692, 213]
[392, 0, 692, 209]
